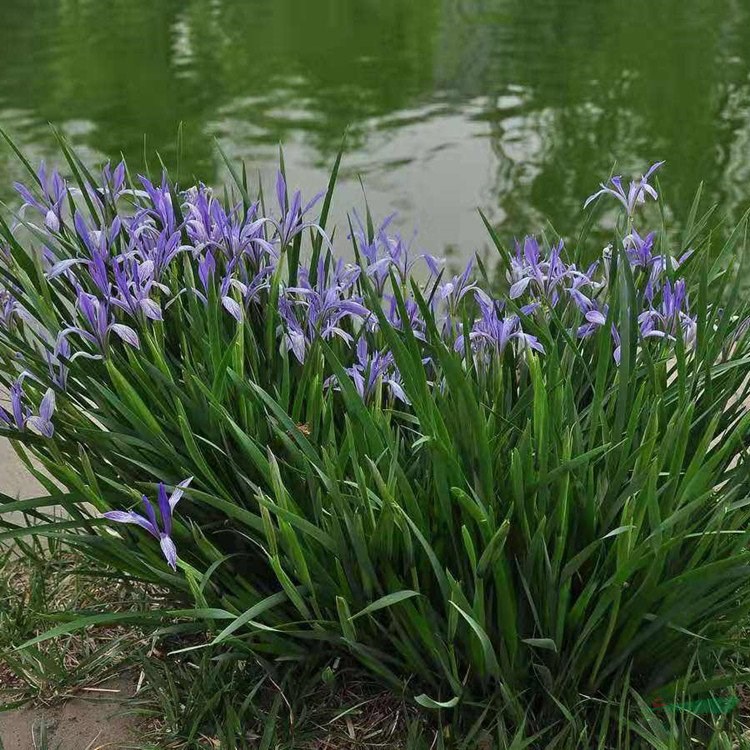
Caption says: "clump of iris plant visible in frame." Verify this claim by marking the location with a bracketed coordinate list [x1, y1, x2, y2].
[1, 140, 749, 746]
[0, 145, 696, 564]
[0, 154, 697, 565]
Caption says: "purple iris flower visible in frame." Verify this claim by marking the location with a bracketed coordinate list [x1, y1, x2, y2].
[198, 250, 216, 292]
[111, 256, 164, 321]
[339, 338, 409, 403]
[281, 285, 368, 361]
[623, 229, 656, 269]
[193, 251, 243, 320]
[437, 259, 482, 308]
[351, 208, 442, 289]
[183, 186, 220, 253]
[310, 257, 361, 292]
[366, 229, 442, 287]
[59, 291, 140, 354]
[638, 279, 697, 346]
[0, 380, 55, 437]
[45, 246, 109, 294]
[73, 211, 122, 259]
[351, 211, 398, 293]
[103, 477, 193, 570]
[47, 213, 122, 293]
[14, 163, 67, 232]
[576, 302, 610, 338]
[351, 211, 396, 264]
[279, 297, 308, 363]
[132, 229, 183, 280]
[626, 231, 659, 302]
[137, 174, 180, 234]
[612, 327, 622, 365]
[88, 249, 112, 297]
[566, 262, 601, 313]
[101, 161, 126, 199]
[183, 187, 216, 251]
[584, 161, 664, 216]
[26, 389, 56, 437]
[384, 295, 426, 340]
[231, 265, 273, 311]
[435, 259, 491, 338]
[507, 237, 571, 306]
[641, 247, 693, 303]
[184, 188, 274, 265]
[218, 201, 274, 263]
[0, 380, 29, 430]
[82, 162, 127, 214]
[283, 266, 370, 360]
[459, 296, 544, 357]
[220, 273, 243, 322]
[273, 171, 327, 249]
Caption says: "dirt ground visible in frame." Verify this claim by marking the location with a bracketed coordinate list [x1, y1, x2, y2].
[0, 442, 144, 750]
[0, 676, 141, 750]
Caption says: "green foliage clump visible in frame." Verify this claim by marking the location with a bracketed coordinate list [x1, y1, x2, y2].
[1, 135, 750, 746]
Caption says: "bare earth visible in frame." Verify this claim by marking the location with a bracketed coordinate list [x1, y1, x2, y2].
[0, 676, 140, 750]
[0, 442, 143, 750]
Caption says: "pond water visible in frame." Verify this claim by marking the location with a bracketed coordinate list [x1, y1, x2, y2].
[1, 0, 750, 262]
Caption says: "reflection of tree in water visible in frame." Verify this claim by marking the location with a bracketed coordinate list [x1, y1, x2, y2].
[436, 0, 750, 240]
[0, 0, 444, 180]
[200, 0, 442, 161]
[0, 0, 749, 251]
[0, 0, 215, 177]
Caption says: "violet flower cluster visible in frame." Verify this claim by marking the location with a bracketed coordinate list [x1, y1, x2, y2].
[0, 157, 693, 569]
[495, 162, 695, 363]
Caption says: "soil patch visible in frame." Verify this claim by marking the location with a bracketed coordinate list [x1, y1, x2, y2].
[0, 675, 142, 750]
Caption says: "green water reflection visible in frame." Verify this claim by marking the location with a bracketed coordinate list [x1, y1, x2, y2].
[1, 0, 749, 258]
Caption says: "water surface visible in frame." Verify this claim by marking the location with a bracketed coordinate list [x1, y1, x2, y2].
[1, 0, 749, 259]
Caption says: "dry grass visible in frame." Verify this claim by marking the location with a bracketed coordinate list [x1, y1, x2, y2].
[0, 543, 164, 707]
[0, 545, 430, 749]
